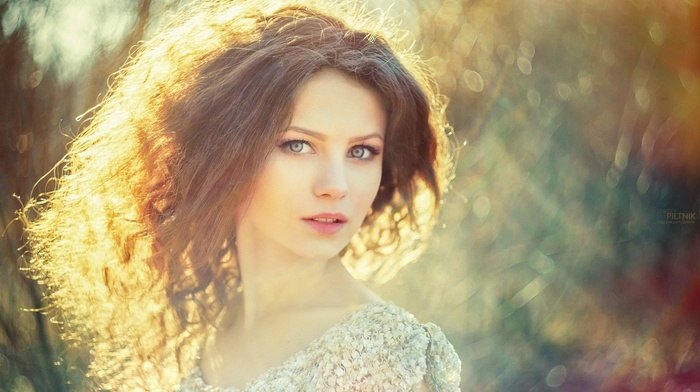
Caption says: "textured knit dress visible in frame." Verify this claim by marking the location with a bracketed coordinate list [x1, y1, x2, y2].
[176, 302, 461, 391]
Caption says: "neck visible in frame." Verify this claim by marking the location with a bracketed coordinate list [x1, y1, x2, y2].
[234, 247, 338, 330]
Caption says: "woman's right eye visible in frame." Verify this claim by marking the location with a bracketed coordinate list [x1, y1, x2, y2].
[279, 139, 313, 154]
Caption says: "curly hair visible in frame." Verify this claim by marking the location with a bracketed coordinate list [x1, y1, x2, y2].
[20, 0, 454, 389]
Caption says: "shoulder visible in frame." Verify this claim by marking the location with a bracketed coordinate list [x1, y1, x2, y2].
[313, 302, 461, 391]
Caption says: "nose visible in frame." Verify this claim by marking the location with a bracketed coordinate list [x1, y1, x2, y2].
[313, 158, 348, 199]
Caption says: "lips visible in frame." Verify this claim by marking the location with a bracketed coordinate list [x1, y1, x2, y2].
[303, 213, 347, 234]
[310, 217, 340, 223]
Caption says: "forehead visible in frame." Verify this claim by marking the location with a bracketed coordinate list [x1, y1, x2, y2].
[289, 69, 387, 138]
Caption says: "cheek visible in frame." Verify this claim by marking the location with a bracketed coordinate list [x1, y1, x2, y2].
[237, 163, 285, 222]
[253, 166, 290, 209]
[253, 158, 316, 219]
[352, 164, 383, 207]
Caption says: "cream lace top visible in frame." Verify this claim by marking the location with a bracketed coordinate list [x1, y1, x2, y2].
[176, 303, 461, 391]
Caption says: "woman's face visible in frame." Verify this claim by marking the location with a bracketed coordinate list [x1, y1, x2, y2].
[236, 69, 386, 265]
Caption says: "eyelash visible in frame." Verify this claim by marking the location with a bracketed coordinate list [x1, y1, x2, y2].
[277, 139, 381, 159]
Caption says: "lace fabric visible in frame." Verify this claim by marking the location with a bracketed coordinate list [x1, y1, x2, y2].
[176, 303, 461, 391]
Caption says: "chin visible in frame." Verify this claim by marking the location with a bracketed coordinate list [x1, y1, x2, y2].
[293, 243, 347, 261]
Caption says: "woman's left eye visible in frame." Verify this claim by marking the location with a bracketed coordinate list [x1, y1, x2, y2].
[348, 145, 380, 160]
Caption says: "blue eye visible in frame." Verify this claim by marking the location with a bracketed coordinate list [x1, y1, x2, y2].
[288, 141, 305, 153]
[348, 145, 380, 160]
[279, 139, 312, 154]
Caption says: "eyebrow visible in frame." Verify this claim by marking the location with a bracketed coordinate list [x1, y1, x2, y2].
[286, 126, 384, 143]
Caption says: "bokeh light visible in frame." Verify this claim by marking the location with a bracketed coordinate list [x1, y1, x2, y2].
[2, 0, 700, 390]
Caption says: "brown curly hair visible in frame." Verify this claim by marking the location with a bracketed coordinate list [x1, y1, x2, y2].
[20, 0, 454, 389]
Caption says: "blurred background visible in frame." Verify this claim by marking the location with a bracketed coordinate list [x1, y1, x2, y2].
[1, 0, 699, 390]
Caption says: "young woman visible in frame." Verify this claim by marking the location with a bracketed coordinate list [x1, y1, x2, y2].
[21, 0, 460, 390]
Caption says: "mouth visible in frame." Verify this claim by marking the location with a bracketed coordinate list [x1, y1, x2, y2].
[303, 213, 348, 234]
[303, 213, 348, 223]
[308, 217, 345, 223]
